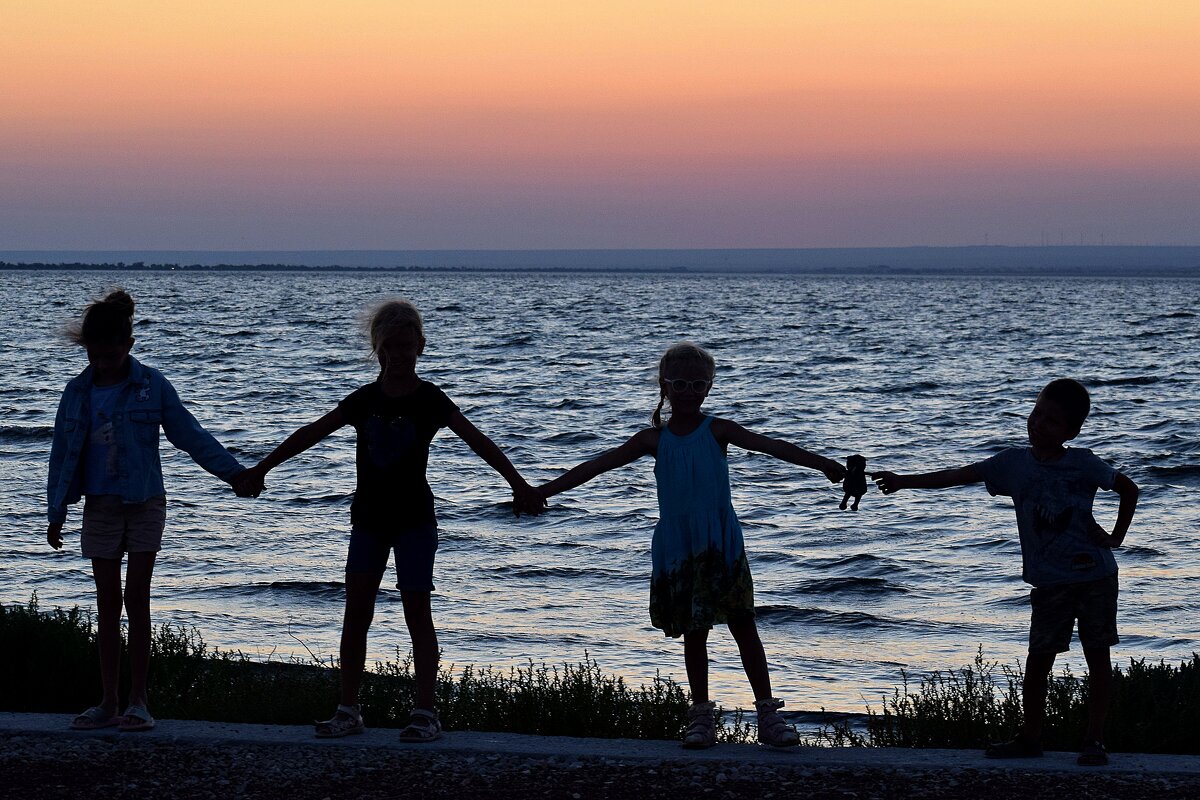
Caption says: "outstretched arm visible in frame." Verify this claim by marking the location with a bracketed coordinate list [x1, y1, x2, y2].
[540, 429, 657, 499]
[715, 420, 845, 483]
[872, 465, 982, 494]
[233, 408, 347, 496]
[447, 410, 543, 515]
[1090, 472, 1139, 548]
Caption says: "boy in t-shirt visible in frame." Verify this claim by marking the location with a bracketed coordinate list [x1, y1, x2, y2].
[872, 378, 1139, 766]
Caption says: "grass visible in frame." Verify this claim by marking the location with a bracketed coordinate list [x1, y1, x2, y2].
[5, 596, 1197, 752]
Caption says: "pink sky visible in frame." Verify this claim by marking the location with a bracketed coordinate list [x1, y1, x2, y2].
[2, 2, 1198, 248]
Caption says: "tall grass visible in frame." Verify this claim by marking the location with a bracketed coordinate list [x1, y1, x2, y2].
[1, 596, 745, 741]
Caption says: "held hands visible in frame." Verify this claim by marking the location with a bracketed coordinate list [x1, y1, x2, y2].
[231, 465, 267, 498]
[47, 522, 64, 550]
[511, 481, 547, 517]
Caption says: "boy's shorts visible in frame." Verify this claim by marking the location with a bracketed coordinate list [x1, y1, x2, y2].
[80, 495, 167, 560]
[1028, 574, 1119, 654]
[346, 523, 438, 592]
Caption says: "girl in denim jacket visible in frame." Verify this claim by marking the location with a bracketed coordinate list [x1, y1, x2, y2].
[47, 289, 247, 732]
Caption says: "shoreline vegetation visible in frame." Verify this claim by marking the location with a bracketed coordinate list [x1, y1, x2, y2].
[4, 597, 1197, 753]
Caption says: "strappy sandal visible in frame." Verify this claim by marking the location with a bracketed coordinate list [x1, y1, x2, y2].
[70, 706, 121, 730]
[755, 697, 799, 747]
[681, 701, 717, 749]
[314, 704, 365, 738]
[398, 708, 442, 743]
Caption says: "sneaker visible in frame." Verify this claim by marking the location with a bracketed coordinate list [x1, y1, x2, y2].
[1077, 740, 1109, 767]
[984, 733, 1043, 759]
[755, 697, 799, 747]
[681, 701, 717, 749]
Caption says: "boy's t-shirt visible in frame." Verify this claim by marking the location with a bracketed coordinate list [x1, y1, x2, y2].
[338, 380, 458, 530]
[975, 446, 1119, 587]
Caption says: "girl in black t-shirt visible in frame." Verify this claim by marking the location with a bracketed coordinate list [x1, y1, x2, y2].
[236, 298, 543, 741]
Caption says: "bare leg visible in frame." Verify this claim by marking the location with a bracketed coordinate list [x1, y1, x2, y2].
[123, 552, 157, 709]
[683, 629, 710, 704]
[840, 493, 849, 510]
[1082, 647, 1113, 743]
[401, 591, 439, 710]
[338, 571, 385, 706]
[91, 558, 124, 714]
[1021, 652, 1057, 741]
[728, 616, 773, 700]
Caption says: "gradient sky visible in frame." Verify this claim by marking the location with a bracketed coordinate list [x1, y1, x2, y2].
[2, 1, 1198, 249]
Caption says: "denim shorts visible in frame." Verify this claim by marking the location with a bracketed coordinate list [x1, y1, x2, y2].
[1028, 574, 1119, 654]
[80, 495, 167, 560]
[345, 522, 438, 592]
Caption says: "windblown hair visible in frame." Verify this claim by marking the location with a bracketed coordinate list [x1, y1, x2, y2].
[67, 289, 135, 346]
[363, 297, 425, 357]
[1040, 378, 1091, 433]
[651, 341, 716, 428]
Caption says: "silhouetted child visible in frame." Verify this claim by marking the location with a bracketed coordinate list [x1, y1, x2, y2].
[234, 298, 542, 742]
[872, 378, 1138, 766]
[537, 342, 846, 749]
[839, 454, 868, 510]
[48, 289, 249, 732]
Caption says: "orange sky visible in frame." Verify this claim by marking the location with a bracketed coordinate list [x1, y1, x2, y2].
[2, 1, 1198, 248]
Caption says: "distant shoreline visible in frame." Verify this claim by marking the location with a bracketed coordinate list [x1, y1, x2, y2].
[2, 245, 1199, 277]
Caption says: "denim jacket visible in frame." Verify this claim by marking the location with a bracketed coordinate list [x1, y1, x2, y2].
[47, 356, 244, 524]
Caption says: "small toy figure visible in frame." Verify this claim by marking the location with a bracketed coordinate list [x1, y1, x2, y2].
[840, 454, 868, 511]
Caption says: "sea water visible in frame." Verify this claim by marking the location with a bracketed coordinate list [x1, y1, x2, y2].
[3, 270, 1197, 712]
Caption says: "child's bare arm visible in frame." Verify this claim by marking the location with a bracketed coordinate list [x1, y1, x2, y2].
[872, 465, 982, 493]
[1090, 472, 1139, 548]
[238, 408, 347, 494]
[446, 410, 543, 515]
[714, 419, 845, 482]
[540, 429, 656, 499]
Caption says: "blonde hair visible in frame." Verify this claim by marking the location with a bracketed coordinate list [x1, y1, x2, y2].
[651, 341, 716, 428]
[363, 297, 425, 357]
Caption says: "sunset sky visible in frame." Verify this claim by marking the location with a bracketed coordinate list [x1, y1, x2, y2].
[2, 1, 1197, 249]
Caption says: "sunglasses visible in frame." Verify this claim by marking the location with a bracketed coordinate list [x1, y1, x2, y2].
[663, 378, 712, 393]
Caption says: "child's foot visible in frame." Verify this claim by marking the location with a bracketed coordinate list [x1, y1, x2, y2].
[681, 701, 717, 749]
[984, 733, 1043, 759]
[118, 705, 156, 732]
[314, 704, 365, 738]
[755, 697, 799, 747]
[1077, 740, 1109, 767]
[398, 708, 442, 742]
[70, 706, 121, 730]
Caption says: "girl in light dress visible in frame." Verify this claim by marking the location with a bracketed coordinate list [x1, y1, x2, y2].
[538, 342, 846, 748]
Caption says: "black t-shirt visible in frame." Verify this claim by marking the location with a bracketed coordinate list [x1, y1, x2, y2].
[338, 380, 458, 529]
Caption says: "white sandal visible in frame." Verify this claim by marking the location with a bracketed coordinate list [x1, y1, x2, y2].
[398, 708, 442, 743]
[755, 697, 799, 747]
[681, 701, 717, 749]
[314, 704, 365, 738]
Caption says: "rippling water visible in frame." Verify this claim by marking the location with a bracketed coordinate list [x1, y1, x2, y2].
[3, 270, 1198, 712]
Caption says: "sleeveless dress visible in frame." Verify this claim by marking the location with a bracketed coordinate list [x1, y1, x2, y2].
[650, 415, 755, 637]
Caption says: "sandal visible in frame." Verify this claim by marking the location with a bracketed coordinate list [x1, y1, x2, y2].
[118, 705, 156, 732]
[1077, 740, 1109, 767]
[314, 704, 365, 738]
[398, 708, 442, 743]
[70, 706, 121, 731]
[755, 697, 799, 747]
[681, 701, 717, 749]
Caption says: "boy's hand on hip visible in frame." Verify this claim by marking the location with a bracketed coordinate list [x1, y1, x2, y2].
[47, 522, 63, 550]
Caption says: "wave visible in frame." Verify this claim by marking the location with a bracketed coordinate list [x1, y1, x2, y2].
[1089, 376, 1160, 387]
[222, 580, 345, 600]
[0, 425, 54, 441]
[793, 577, 907, 596]
[757, 604, 900, 630]
[1146, 464, 1200, 481]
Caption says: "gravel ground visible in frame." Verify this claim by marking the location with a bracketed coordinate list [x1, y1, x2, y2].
[4, 733, 1200, 800]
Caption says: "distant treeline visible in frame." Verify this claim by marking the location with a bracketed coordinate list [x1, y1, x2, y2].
[0, 261, 698, 274]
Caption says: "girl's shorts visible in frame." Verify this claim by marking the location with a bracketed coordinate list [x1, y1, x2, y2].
[346, 522, 438, 592]
[80, 495, 167, 560]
